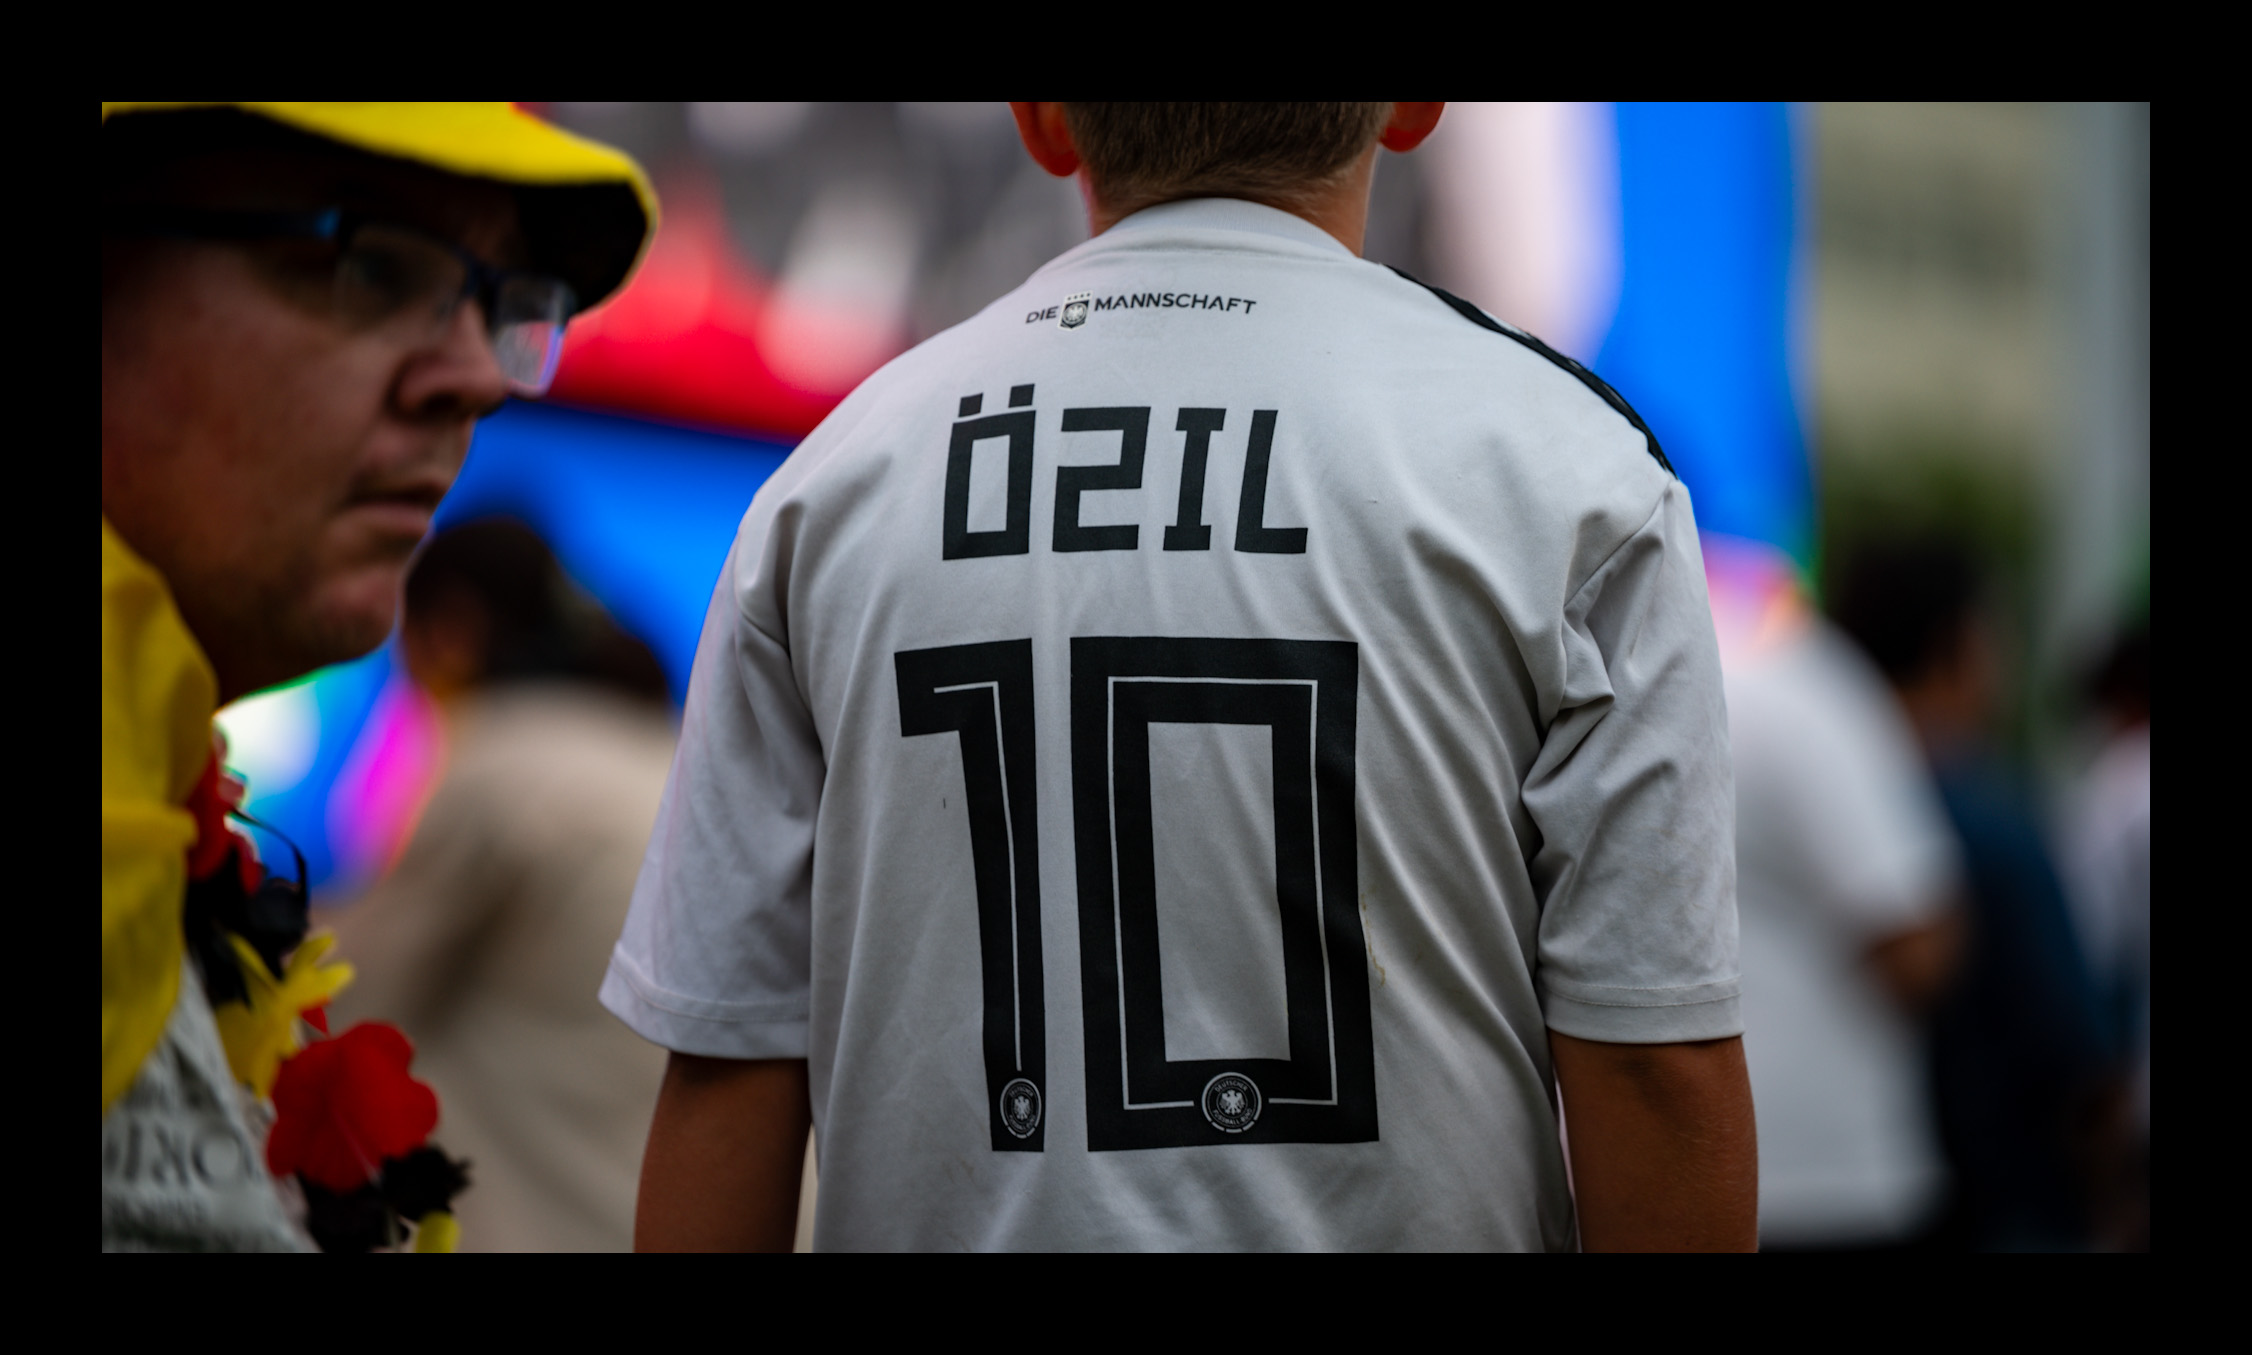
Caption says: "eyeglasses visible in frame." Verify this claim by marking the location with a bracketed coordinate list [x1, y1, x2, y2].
[108, 205, 578, 396]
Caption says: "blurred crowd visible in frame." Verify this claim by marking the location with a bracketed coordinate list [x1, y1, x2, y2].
[1721, 534, 2147, 1251]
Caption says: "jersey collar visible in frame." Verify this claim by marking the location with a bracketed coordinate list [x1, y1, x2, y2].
[1081, 196, 1357, 259]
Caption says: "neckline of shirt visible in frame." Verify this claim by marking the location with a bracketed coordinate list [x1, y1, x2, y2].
[1043, 195, 1356, 271]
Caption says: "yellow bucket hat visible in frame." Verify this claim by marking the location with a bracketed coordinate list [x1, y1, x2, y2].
[101, 102, 656, 311]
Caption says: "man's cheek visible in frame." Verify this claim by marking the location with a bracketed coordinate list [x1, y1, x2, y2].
[431, 426, 476, 491]
[306, 549, 417, 651]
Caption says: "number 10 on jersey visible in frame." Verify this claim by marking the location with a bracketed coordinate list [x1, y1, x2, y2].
[896, 636, 1377, 1153]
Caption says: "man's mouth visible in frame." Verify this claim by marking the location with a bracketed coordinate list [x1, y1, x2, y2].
[344, 479, 451, 536]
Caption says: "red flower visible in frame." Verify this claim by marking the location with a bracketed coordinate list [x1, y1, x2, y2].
[185, 748, 259, 890]
[266, 1023, 439, 1193]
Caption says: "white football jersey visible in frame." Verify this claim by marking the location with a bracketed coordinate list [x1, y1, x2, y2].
[604, 197, 1739, 1251]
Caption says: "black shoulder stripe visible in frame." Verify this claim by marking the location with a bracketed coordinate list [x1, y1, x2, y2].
[1387, 266, 1674, 477]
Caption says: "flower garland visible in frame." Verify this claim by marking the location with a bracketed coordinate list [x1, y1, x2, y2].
[185, 746, 471, 1252]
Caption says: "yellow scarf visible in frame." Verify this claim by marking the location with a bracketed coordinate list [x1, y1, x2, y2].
[101, 518, 216, 1116]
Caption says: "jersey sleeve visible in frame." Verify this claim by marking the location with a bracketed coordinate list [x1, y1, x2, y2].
[600, 534, 822, 1059]
[1521, 481, 1742, 1043]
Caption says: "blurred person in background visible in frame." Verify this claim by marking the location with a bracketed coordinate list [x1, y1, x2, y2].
[2063, 621, 2148, 1248]
[101, 103, 651, 1250]
[329, 521, 675, 1252]
[1831, 539, 2116, 1251]
[615, 102, 1756, 1252]
[1709, 541, 1963, 1250]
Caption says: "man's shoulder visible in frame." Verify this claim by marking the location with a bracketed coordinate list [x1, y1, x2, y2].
[746, 293, 1030, 499]
[1371, 269, 1672, 476]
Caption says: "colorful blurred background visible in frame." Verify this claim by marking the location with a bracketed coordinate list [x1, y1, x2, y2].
[214, 102, 2147, 899]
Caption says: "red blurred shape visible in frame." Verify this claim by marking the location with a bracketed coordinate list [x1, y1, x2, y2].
[548, 178, 902, 440]
[185, 749, 259, 892]
[267, 1022, 440, 1192]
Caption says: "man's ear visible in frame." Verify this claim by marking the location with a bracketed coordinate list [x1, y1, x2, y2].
[1379, 103, 1445, 153]
[1011, 103, 1082, 177]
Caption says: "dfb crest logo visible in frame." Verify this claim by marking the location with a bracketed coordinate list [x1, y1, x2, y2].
[1059, 292, 1091, 329]
[999, 1077, 1042, 1138]
[1200, 1071, 1262, 1134]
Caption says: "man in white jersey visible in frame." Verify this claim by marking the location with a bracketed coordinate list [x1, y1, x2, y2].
[606, 103, 1756, 1251]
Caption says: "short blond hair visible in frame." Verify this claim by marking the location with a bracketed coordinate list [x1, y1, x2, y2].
[1063, 103, 1390, 215]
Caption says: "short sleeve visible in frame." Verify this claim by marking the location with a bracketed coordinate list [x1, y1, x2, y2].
[1523, 483, 1742, 1043]
[600, 535, 823, 1059]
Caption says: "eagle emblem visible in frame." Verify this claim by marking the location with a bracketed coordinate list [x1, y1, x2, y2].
[999, 1077, 1042, 1139]
[1201, 1072, 1262, 1134]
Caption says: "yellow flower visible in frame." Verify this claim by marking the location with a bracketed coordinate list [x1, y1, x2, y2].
[412, 1211, 460, 1253]
[211, 931, 355, 1098]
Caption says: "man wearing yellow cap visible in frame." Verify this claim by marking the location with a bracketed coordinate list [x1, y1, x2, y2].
[101, 103, 653, 1249]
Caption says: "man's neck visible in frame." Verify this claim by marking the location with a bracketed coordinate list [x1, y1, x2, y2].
[1084, 145, 1380, 256]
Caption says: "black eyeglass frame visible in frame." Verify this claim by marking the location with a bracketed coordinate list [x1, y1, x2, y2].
[105, 204, 578, 390]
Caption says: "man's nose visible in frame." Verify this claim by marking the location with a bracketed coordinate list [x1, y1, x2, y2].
[394, 298, 511, 421]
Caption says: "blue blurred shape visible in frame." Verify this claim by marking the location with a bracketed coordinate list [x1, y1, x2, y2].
[439, 400, 796, 702]
[227, 649, 391, 889]
[1596, 102, 1810, 561]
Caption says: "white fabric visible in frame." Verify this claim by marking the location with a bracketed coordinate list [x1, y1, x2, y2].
[2065, 724, 2149, 1133]
[605, 197, 1740, 1251]
[1727, 619, 1957, 1244]
[101, 960, 310, 1252]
